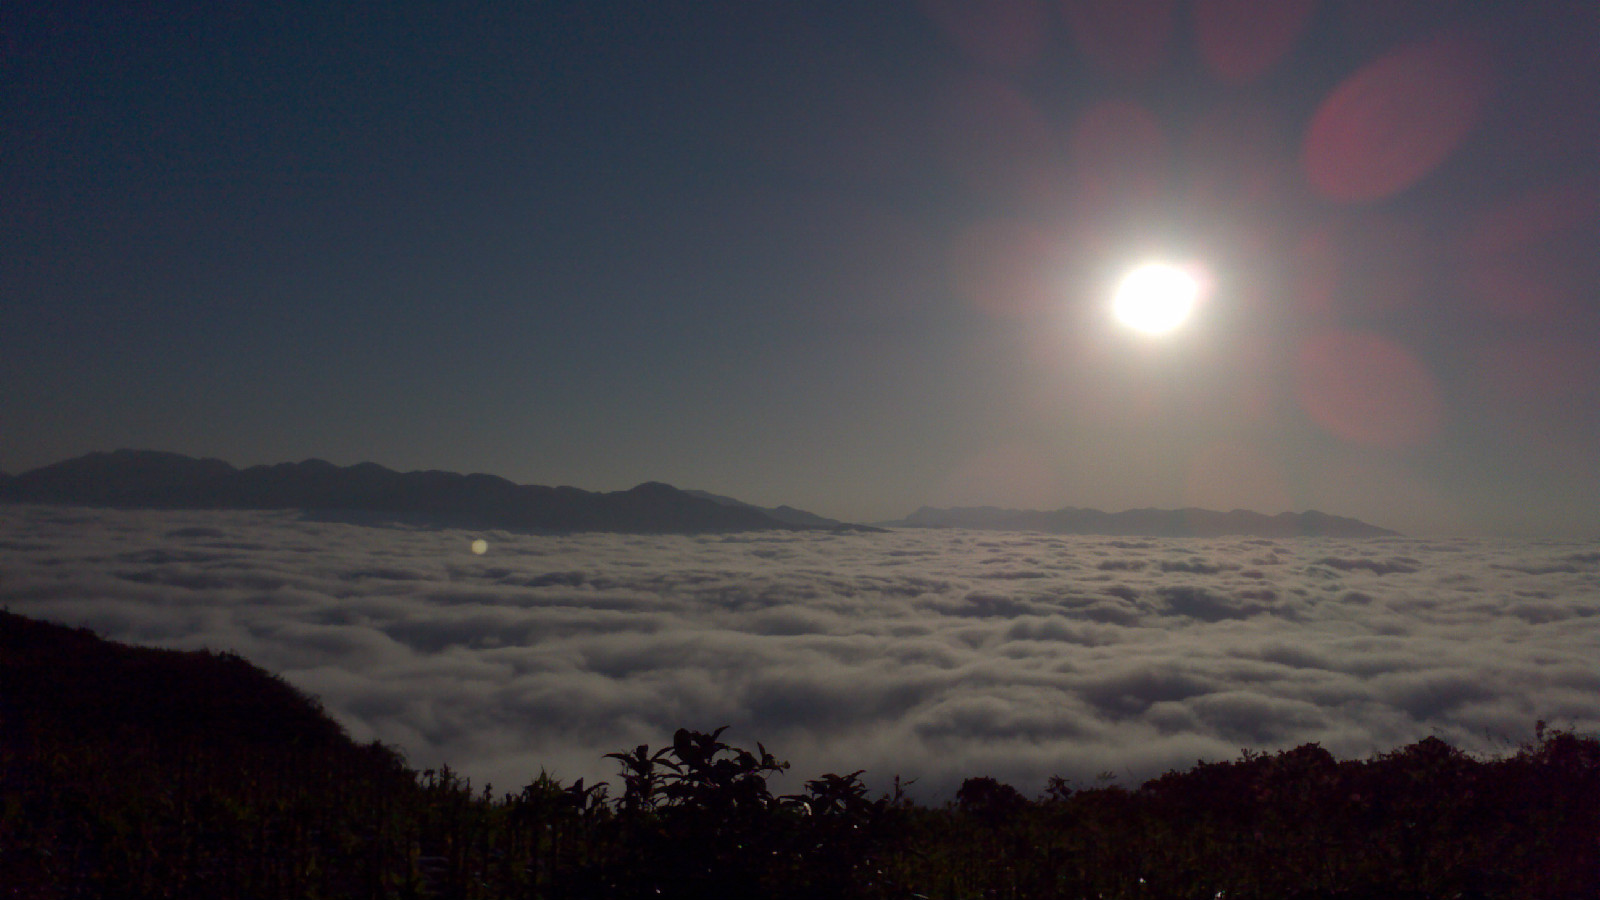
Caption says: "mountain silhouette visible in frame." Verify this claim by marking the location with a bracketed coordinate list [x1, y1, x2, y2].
[0, 450, 847, 534]
[2, 451, 1397, 537]
[889, 504, 1396, 537]
[684, 489, 883, 532]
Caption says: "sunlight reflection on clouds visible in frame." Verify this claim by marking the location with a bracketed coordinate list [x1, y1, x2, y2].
[2, 505, 1596, 800]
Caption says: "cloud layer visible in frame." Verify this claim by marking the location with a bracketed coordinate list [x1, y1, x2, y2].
[3, 505, 1596, 800]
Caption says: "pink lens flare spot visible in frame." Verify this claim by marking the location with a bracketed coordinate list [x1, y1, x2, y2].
[1060, 0, 1177, 81]
[920, 0, 1052, 70]
[1295, 330, 1442, 447]
[1068, 100, 1168, 217]
[1455, 176, 1600, 322]
[1194, 0, 1318, 84]
[1302, 32, 1494, 203]
[939, 74, 1070, 207]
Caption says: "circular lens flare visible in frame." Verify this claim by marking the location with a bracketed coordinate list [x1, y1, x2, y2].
[1112, 262, 1201, 334]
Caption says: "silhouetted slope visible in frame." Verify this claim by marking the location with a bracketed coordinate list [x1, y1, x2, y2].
[893, 504, 1396, 537]
[0, 611, 418, 899]
[684, 489, 885, 532]
[2, 449, 815, 534]
[0, 610, 348, 752]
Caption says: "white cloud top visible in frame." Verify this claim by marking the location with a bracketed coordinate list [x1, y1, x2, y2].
[3, 505, 1595, 800]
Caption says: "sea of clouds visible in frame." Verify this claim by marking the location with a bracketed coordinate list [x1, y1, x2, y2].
[3, 504, 1597, 800]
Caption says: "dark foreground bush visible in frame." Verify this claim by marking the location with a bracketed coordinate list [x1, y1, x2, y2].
[3, 611, 1597, 899]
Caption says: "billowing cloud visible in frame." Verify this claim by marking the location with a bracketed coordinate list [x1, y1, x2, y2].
[3, 505, 1596, 800]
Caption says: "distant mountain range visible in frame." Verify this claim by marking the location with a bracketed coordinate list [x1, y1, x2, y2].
[682, 489, 851, 529]
[0, 450, 869, 535]
[0, 450, 1396, 537]
[884, 505, 1397, 537]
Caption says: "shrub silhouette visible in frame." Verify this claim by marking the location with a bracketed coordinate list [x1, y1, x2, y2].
[956, 776, 1028, 824]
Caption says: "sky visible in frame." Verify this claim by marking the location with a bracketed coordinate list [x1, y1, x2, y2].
[4, 0, 1597, 537]
[4, 506, 1596, 799]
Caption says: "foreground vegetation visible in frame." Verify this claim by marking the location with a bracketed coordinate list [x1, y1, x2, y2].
[3, 611, 1596, 898]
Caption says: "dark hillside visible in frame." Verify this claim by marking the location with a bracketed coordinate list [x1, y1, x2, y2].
[1, 611, 346, 751]
[0, 611, 418, 899]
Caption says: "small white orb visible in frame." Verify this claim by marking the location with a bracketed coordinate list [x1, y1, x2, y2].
[470, 539, 489, 555]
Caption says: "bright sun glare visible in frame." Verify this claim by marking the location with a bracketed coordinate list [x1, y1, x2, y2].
[1111, 262, 1202, 336]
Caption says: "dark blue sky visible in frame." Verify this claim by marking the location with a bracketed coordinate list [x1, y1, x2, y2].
[5, 0, 1597, 535]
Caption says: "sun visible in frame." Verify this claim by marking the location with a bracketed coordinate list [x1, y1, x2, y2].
[1111, 261, 1203, 335]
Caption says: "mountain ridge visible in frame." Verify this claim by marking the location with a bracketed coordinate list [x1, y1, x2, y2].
[683, 488, 881, 532]
[886, 504, 1397, 537]
[0, 450, 848, 535]
[1, 450, 1397, 537]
